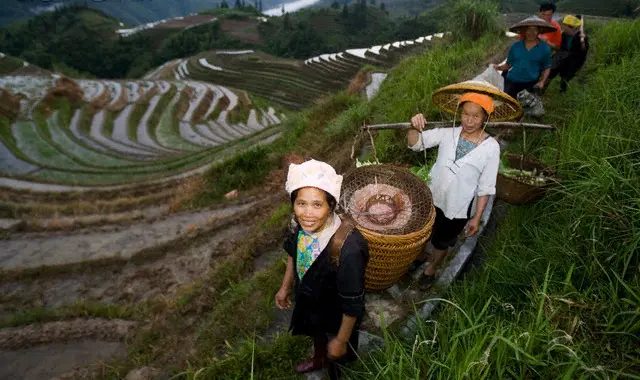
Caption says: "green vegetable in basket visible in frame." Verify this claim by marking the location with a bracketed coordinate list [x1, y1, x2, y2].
[410, 165, 431, 182]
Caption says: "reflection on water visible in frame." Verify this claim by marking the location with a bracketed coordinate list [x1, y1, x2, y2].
[264, 0, 323, 16]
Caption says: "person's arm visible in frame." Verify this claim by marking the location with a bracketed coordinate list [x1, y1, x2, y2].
[407, 113, 444, 150]
[328, 235, 368, 358]
[328, 314, 357, 358]
[536, 67, 551, 88]
[536, 47, 553, 88]
[275, 256, 295, 309]
[467, 145, 500, 236]
[494, 62, 512, 72]
[465, 195, 489, 237]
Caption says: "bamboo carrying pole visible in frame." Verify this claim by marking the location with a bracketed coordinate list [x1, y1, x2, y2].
[362, 121, 556, 131]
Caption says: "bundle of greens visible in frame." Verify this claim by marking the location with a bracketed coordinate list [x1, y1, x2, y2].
[499, 157, 551, 186]
[410, 165, 431, 182]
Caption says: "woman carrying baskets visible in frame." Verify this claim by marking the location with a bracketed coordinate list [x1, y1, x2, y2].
[407, 81, 522, 287]
[275, 159, 369, 379]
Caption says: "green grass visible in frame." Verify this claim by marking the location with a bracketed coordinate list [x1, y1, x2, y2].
[0, 301, 149, 329]
[128, 101, 148, 142]
[343, 19, 640, 379]
[227, 106, 251, 125]
[147, 85, 177, 128]
[0, 54, 24, 74]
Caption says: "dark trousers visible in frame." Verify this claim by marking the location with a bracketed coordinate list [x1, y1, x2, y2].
[504, 78, 538, 99]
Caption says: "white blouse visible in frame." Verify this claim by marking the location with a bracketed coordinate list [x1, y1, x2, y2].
[409, 127, 500, 219]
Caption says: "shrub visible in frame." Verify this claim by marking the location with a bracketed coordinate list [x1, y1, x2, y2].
[448, 0, 503, 41]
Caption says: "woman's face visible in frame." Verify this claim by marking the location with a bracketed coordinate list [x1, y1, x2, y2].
[460, 102, 486, 135]
[524, 26, 540, 41]
[293, 187, 331, 233]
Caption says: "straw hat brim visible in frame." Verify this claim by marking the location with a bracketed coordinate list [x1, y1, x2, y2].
[431, 80, 523, 122]
[509, 17, 557, 35]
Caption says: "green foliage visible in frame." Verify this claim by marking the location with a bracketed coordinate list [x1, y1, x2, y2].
[558, 0, 640, 17]
[0, 301, 148, 328]
[350, 19, 640, 379]
[448, 0, 503, 41]
[184, 333, 310, 379]
[0, 5, 151, 78]
[153, 22, 249, 68]
[325, 99, 371, 138]
[259, 7, 398, 59]
[194, 147, 275, 203]
[592, 19, 640, 66]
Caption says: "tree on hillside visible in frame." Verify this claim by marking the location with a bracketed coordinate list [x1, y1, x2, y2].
[235, 0, 242, 8]
[259, 0, 263, 11]
[220, 0, 229, 8]
[283, 13, 292, 29]
[369, 0, 376, 5]
[380, 2, 387, 13]
[331, 0, 341, 9]
[342, 2, 349, 17]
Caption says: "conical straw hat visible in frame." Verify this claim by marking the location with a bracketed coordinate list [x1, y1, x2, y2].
[432, 80, 523, 122]
[509, 16, 557, 35]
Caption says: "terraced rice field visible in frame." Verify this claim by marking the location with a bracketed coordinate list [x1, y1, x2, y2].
[0, 74, 285, 189]
[159, 33, 449, 109]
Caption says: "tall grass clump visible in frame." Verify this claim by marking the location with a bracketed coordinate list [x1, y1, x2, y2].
[448, 0, 503, 41]
[348, 19, 640, 379]
[592, 19, 640, 66]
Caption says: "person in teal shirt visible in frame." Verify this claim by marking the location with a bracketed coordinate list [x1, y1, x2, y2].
[495, 18, 553, 99]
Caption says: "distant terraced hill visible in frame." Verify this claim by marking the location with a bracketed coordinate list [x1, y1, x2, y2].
[156, 33, 448, 109]
[0, 63, 284, 190]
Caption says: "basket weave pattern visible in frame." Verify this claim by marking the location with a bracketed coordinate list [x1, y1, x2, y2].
[340, 165, 436, 290]
[359, 208, 435, 290]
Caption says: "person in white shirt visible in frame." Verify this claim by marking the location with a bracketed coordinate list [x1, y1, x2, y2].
[407, 92, 500, 286]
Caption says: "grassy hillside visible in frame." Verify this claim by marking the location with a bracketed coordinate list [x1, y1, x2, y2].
[350, 18, 640, 378]
[0, 5, 252, 79]
[0, 5, 145, 78]
[259, 4, 441, 58]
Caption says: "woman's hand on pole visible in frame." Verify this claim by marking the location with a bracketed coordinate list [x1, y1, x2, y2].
[275, 286, 292, 309]
[327, 337, 348, 359]
[410, 113, 427, 132]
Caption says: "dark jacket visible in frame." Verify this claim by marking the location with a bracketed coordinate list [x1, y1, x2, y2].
[283, 222, 369, 355]
[552, 31, 589, 76]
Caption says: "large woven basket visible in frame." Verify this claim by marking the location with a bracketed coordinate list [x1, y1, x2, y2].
[496, 153, 555, 205]
[340, 165, 435, 290]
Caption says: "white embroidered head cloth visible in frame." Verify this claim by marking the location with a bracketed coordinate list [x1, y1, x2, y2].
[285, 159, 343, 201]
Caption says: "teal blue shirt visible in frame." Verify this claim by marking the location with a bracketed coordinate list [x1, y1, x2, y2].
[506, 40, 552, 83]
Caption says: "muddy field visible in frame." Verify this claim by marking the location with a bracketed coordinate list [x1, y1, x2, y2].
[0, 194, 279, 379]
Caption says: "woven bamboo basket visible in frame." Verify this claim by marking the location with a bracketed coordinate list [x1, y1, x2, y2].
[340, 165, 436, 290]
[358, 211, 435, 290]
[496, 153, 555, 205]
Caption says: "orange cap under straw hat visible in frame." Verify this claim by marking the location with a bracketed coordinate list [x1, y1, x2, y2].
[432, 80, 523, 122]
[459, 92, 494, 115]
